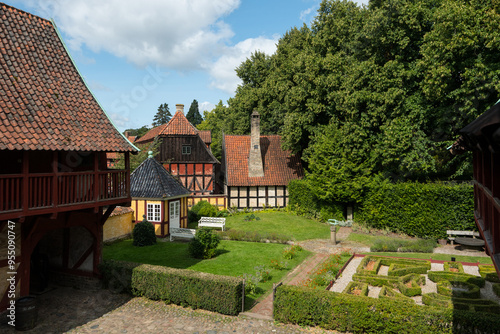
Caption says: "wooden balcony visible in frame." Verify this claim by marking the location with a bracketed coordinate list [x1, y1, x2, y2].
[0, 169, 130, 221]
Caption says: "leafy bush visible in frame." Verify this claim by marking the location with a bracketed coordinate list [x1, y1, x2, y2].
[359, 182, 474, 239]
[288, 179, 344, 221]
[370, 238, 436, 253]
[397, 274, 424, 297]
[132, 263, 242, 315]
[188, 228, 220, 259]
[478, 265, 500, 283]
[188, 200, 218, 223]
[379, 286, 414, 302]
[274, 285, 500, 333]
[100, 260, 243, 315]
[243, 213, 261, 221]
[493, 283, 500, 298]
[427, 271, 485, 288]
[437, 281, 480, 299]
[132, 219, 157, 247]
[352, 274, 399, 287]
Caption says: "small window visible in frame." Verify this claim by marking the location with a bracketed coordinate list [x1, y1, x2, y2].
[182, 145, 191, 155]
[147, 203, 161, 222]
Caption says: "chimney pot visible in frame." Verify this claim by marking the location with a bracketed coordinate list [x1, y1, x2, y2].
[176, 104, 184, 114]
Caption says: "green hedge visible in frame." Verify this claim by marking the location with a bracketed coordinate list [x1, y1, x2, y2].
[343, 281, 369, 296]
[359, 182, 474, 239]
[443, 261, 464, 273]
[352, 274, 399, 287]
[422, 293, 500, 313]
[493, 283, 500, 298]
[288, 179, 344, 221]
[397, 274, 424, 297]
[379, 286, 414, 303]
[437, 280, 480, 299]
[427, 271, 485, 288]
[274, 285, 500, 333]
[99, 260, 243, 315]
[356, 256, 382, 276]
[478, 265, 500, 283]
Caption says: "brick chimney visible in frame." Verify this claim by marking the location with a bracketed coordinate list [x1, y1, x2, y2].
[248, 110, 264, 177]
[176, 104, 184, 114]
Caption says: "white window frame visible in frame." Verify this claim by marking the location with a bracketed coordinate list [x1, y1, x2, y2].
[147, 203, 161, 222]
[182, 145, 191, 155]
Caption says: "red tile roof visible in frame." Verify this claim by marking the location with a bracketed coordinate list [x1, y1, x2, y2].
[198, 130, 211, 145]
[136, 111, 211, 144]
[224, 134, 304, 186]
[0, 3, 137, 152]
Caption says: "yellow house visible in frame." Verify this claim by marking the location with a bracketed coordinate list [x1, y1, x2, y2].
[130, 156, 191, 237]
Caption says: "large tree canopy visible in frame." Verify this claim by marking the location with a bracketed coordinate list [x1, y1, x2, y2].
[202, 0, 500, 203]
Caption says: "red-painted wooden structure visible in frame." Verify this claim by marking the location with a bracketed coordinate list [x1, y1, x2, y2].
[136, 104, 220, 195]
[0, 3, 137, 312]
[452, 102, 500, 278]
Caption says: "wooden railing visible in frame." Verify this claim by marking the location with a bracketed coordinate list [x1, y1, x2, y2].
[0, 170, 129, 216]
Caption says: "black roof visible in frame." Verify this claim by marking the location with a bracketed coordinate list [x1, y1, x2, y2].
[130, 157, 191, 198]
[460, 102, 500, 153]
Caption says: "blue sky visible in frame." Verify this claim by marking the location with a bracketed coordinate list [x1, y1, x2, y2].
[7, 0, 368, 132]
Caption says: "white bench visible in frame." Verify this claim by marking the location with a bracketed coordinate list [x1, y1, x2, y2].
[446, 230, 480, 245]
[170, 228, 196, 242]
[198, 217, 226, 231]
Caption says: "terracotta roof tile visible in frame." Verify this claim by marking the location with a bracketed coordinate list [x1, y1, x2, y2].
[224, 134, 304, 186]
[0, 3, 136, 152]
[136, 111, 212, 145]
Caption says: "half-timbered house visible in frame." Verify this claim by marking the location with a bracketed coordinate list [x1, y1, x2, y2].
[0, 3, 138, 311]
[451, 102, 500, 278]
[130, 154, 190, 237]
[135, 104, 220, 195]
[221, 111, 304, 209]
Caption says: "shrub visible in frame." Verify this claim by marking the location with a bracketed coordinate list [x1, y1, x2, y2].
[132, 263, 242, 315]
[132, 219, 157, 247]
[188, 200, 218, 223]
[352, 274, 399, 287]
[188, 228, 220, 259]
[423, 292, 500, 312]
[282, 245, 302, 260]
[492, 283, 500, 298]
[427, 271, 485, 288]
[274, 285, 500, 333]
[443, 261, 464, 273]
[359, 182, 474, 239]
[343, 281, 369, 296]
[379, 286, 414, 303]
[270, 258, 288, 270]
[436, 280, 480, 299]
[397, 274, 424, 297]
[478, 265, 500, 283]
[219, 229, 292, 243]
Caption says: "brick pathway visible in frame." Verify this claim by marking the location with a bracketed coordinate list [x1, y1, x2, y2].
[242, 253, 329, 320]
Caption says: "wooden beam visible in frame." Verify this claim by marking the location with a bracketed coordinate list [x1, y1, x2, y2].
[22, 151, 29, 217]
[100, 205, 116, 226]
[72, 241, 94, 270]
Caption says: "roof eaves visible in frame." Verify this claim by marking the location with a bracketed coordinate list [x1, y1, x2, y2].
[50, 19, 139, 153]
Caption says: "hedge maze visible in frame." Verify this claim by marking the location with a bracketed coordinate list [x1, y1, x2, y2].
[347, 256, 499, 314]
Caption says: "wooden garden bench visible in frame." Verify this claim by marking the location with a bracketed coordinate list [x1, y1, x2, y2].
[170, 228, 196, 242]
[198, 217, 226, 231]
[446, 230, 480, 245]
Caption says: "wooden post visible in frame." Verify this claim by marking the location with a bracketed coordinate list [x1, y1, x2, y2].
[125, 152, 130, 198]
[22, 151, 29, 215]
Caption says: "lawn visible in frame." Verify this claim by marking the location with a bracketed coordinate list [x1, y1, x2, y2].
[103, 239, 311, 308]
[223, 211, 331, 241]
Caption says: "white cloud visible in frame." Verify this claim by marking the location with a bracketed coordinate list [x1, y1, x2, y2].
[28, 0, 240, 70]
[207, 36, 278, 94]
[199, 101, 216, 113]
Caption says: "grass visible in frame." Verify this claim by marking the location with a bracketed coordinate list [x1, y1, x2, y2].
[103, 239, 311, 309]
[223, 211, 330, 241]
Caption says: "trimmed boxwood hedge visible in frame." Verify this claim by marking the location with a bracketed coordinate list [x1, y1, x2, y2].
[352, 274, 399, 287]
[443, 261, 464, 273]
[478, 265, 500, 283]
[99, 260, 243, 315]
[379, 286, 414, 303]
[398, 274, 424, 297]
[356, 256, 382, 276]
[427, 271, 485, 288]
[343, 281, 369, 296]
[274, 285, 500, 334]
[359, 182, 474, 239]
[436, 280, 480, 299]
[422, 293, 500, 314]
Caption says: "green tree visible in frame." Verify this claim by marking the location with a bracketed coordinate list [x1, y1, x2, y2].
[197, 101, 227, 160]
[186, 99, 203, 126]
[124, 125, 150, 139]
[152, 103, 171, 127]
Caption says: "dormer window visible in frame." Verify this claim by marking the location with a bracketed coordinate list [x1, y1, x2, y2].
[182, 145, 191, 155]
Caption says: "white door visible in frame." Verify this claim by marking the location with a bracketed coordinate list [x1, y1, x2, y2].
[169, 201, 180, 229]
